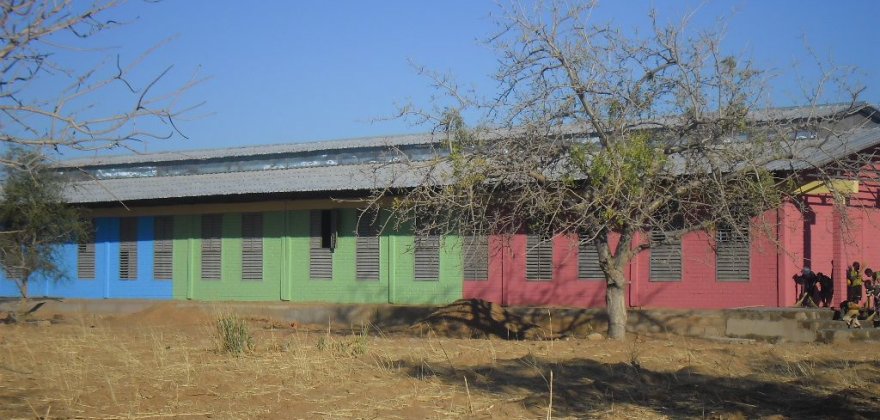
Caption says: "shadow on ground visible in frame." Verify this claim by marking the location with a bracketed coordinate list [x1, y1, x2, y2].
[397, 353, 880, 418]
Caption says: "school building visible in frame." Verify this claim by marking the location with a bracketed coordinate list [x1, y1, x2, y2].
[2, 104, 879, 309]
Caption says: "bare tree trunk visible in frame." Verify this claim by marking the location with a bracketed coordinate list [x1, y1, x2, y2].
[14, 278, 29, 319]
[16, 278, 28, 303]
[606, 271, 628, 340]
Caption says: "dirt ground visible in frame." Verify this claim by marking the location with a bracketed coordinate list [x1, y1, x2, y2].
[1, 302, 880, 419]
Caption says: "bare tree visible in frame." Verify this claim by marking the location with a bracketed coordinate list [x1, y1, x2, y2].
[369, 1, 870, 339]
[0, 0, 202, 167]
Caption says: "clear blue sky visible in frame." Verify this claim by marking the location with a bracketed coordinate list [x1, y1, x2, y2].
[51, 0, 880, 156]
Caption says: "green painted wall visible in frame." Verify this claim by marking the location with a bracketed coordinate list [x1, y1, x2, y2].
[265, 211, 286, 300]
[173, 213, 284, 301]
[288, 209, 390, 303]
[388, 227, 463, 304]
[172, 214, 196, 300]
[170, 209, 464, 304]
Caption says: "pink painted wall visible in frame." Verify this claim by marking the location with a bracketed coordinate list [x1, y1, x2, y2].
[502, 234, 607, 307]
[462, 236, 504, 304]
[776, 203, 803, 307]
[463, 233, 608, 307]
[633, 214, 779, 309]
[461, 178, 880, 309]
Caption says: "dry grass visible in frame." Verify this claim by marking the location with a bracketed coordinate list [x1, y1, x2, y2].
[1, 310, 879, 419]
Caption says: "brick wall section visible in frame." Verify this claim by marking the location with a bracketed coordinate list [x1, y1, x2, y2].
[389, 225, 462, 304]
[101, 217, 173, 299]
[462, 236, 504, 303]
[12, 178, 880, 310]
[291, 209, 390, 303]
[776, 202, 804, 307]
[635, 214, 779, 309]
[501, 234, 606, 307]
[172, 213, 282, 301]
[264, 211, 285, 300]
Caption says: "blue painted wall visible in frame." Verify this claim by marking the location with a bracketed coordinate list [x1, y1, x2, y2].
[0, 240, 77, 299]
[0, 217, 172, 299]
[0, 267, 22, 297]
[104, 217, 172, 299]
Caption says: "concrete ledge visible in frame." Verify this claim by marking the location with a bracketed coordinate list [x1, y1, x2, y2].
[2, 298, 874, 343]
[726, 317, 818, 343]
[818, 328, 880, 343]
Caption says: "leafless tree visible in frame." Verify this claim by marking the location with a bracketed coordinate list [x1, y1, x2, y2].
[0, 0, 202, 168]
[367, 1, 870, 339]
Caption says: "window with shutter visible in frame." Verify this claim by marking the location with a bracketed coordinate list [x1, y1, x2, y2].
[355, 214, 380, 281]
[463, 235, 488, 280]
[241, 213, 263, 281]
[78, 221, 96, 280]
[241, 213, 263, 280]
[1, 253, 21, 280]
[414, 234, 440, 281]
[716, 229, 750, 281]
[526, 235, 553, 281]
[201, 214, 222, 280]
[649, 230, 681, 281]
[119, 218, 138, 280]
[578, 242, 603, 280]
[153, 216, 173, 280]
[310, 210, 334, 280]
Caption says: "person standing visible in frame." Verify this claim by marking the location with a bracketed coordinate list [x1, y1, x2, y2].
[817, 271, 834, 307]
[847, 261, 863, 303]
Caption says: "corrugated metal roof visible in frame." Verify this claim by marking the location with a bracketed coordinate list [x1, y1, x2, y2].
[63, 162, 445, 203]
[59, 103, 880, 204]
[66, 127, 880, 204]
[746, 102, 875, 122]
[767, 126, 880, 171]
[58, 132, 444, 168]
[57, 102, 874, 169]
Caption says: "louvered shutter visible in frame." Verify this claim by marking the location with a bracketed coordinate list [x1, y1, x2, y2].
[526, 235, 553, 281]
[578, 242, 603, 280]
[241, 213, 263, 281]
[310, 210, 333, 280]
[153, 216, 173, 280]
[716, 229, 750, 281]
[78, 222, 96, 279]
[650, 231, 681, 281]
[463, 236, 488, 280]
[1, 253, 21, 280]
[355, 217, 380, 281]
[201, 214, 222, 280]
[119, 218, 138, 280]
[414, 235, 440, 281]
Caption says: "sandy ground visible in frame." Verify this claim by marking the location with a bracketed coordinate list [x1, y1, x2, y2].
[1, 303, 879, 419]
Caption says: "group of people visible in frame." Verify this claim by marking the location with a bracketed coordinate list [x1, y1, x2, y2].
[841, 261, 880, 328]
[795, 261, 880, 328]
[793, 267, 834, 308]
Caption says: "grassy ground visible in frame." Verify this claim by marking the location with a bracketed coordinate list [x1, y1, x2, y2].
[1, 305, 879, 419]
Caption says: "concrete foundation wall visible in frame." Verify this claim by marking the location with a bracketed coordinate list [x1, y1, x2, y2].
[5, 299, 853, 343]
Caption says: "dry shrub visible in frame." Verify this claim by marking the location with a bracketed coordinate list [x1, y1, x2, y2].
[215, 314, 254, 355]
[316, 324, 369, 357]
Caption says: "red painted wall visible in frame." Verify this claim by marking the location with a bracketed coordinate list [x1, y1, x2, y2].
[461, 178, 880, 309]
[463, 234, 608, 307]
[501, 234, 606, 307]
[633, 214, 779, 309]
[462, 236, 504, 304]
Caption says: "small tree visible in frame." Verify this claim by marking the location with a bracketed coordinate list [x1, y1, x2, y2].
[371, 1, 868, 339]
[0, 148, 85, 300]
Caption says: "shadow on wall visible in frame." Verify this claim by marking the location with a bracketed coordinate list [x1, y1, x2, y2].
[411, 299, 548, 339]
[292, 299, 730, 340]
